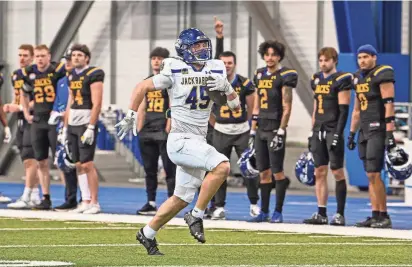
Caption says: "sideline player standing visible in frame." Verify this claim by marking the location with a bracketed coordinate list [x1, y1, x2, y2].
[21, 44, 66, 210]
[303, 47, 351, 226]
[348, 44, 394, 228]
[6, 44, 42, 209]
[116, 28, 240, 255]
[249, 40, 297, 223]
[63, 44, 104, 214]
[136, 47, 176, 215]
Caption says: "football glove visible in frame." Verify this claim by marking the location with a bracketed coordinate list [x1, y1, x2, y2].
[347, 131, 356, 150]
[270, 128, 285, 152]
[81, 124, 95, 145]
[115, 109, 137, 140]
[206, 74, 234, 95]
[3, 126, 11, 144]
[330, 134, 340, 151]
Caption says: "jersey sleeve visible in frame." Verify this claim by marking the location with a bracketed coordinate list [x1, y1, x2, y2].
[209, 59, 226, 77]
[280, 68, 298, 88]
[153, 58, 175, 90]
[86, 68, 105, 84]
[240, 76, 256, 96]
[55, 62, 67, 80]
[335, 73, 353, 92]
[374, 65, 395, 85]
[310, 73, 319, 91]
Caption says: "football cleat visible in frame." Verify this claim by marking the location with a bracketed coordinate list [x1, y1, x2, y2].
[137, 203, 157, 215]
[0, 193, 11, 203]
[33, 199, 52, 210]
[303, 212, 328, 225]
[249, 204, 261, 218]
[211, 207, 226, 220]
[7, 198, 32, 209]
[248, 211, 269, 223]
[355, 216, 377, 228]
[54, 202, 77, 212]
[83, 203, 101, 214]
[184, 211, 206, 243]
[136, 229, 164, 256]
[330, 213, 345, 226]
[270, 211, 283, 223]
[371, 216, 392, 229]
[70, 202, 91, 213]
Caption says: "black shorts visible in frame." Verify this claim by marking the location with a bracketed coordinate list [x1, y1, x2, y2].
[212, 129, 249, 159]
[358, 129, 385, 173]
[68, 124, 98, 164]
[254, 129, 286, 174]
[16, 119, 35, 161]
[310, 131, 344, 170]
[31, 116, 57, 161]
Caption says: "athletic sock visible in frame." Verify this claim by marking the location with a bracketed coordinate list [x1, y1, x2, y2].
[260, 183, 272, 214]
[191, 207, 205, 219]
[142, 225, 157, 240]
[318, 206, 327, 217]
[335, 180, 347, 216]
[275, 178, 289, 213]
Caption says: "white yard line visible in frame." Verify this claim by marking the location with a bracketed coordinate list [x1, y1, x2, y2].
[0, 227, 136, 231]
[256, 232, 308, 235]
[1, 242, 412, 248]
[362, 239, 412, 242]
[308, 235, 361, 238]
[1, 209, 412, 240]
[97, 265, 412, 267]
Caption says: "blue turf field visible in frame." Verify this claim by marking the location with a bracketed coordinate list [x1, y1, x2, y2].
[1, 182, 411, 229]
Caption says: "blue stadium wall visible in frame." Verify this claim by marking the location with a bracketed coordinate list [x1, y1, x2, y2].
[333, 1, 410, 187]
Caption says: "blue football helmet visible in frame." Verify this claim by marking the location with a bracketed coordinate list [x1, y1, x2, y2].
[385, 147, 412, 181]
[237, 147, 259, 179]
[175, 28, 212, 64]
[295, 151, 316, 186]
[55, 143, 75, 173]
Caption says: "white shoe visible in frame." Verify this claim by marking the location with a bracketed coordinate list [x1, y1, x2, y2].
[250, 204, 261, 218]
[83, 203, 101, 214]
[0, 194, 11, 203]
[211, 207, 226, 220]
[70, 202, 91, 213]
[30, 195, 41, 206]
[7, 198, 31, 209]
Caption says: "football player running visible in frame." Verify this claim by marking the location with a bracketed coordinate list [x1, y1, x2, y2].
[116, 28, 240, 255]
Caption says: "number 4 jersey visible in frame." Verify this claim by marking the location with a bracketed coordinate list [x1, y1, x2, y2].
[152, 57, 226, 137]
[352, 65, 395, 134]
[68, 66, 105, 126]
[311, 71, 352, 132]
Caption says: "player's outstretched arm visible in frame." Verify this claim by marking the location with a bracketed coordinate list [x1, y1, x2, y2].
[129, 78, 157, 112]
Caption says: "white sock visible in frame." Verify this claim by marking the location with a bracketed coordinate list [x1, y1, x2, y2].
[142, 225, 157, 240]
[78, 174, 91, 201]
[22, 187, 32, 200]
[191, 207, 205, 219]
[149, 201, 156, 207]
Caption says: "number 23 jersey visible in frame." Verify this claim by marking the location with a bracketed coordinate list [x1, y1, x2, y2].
[153, 57, 226, 136]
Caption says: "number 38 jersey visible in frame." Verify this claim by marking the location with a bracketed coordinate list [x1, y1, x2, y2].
[253, 66, 298, 131]
[352, 65, 395, 133]
[22, 63, 66, 115]
[311, 71, 352, 132]
[153, 57, 226, 137]
[68, 66, 105, 126]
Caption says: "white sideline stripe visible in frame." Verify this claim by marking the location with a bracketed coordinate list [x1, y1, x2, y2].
[256, 232, 308, 235]
[362, 239, 412, 242]
[1, 209, 412, 240]
[0, 227, 137, 231]
[1, 242, 412, 248]
[97, 265, 412, 267]
[308, 235, 360, 238]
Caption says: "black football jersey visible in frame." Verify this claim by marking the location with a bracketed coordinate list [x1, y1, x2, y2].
[353, 65, 395, 132]
[11, 69, 26, 105]
[311, 71, 352, 131]
[212, 74, 255, 124]
[22, 62, 66, 114]
[253, 67, 298, 131]
[68, 66, 105, 110]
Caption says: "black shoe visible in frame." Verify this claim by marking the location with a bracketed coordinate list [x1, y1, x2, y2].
[204, 206, 216, 219]
[33, 199, 52, 210]
[355, 216, 377, 228]
[184, 210, 206, 243]
[371, 216, 392, 229]
[54, 202, 77, 212]
[330, 213, 346, 226]
[136, 229, 163, 256]
[136, 203, 157, 215]
[303, 212, 328, 225]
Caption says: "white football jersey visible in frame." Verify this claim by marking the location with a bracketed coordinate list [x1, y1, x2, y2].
[153, 57, 226, 136]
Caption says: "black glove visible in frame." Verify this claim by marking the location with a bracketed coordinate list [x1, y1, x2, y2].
[347, 131, 356, 150]
[330, 134, 340, 151]
[385, 131, 396, 152]
[270, 129, 285, 152]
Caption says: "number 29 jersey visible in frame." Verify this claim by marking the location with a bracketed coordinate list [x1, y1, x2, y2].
[154, 57, 226, 137]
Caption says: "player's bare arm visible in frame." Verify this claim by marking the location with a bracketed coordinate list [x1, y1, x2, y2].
[129, 78, 158, 112]
[251, 88, 259, 132]
[0, 96, 7, 128]
[137, 96, 147, 132]
[246, 91, 256, 120]
[89, 81, 103, 127]
[279, 85, 293, 130]
[21, 93, 32, 123]
[380, 82, 395, 132]
[312, 101, 316, 128]
[209, 112, 216, 127]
